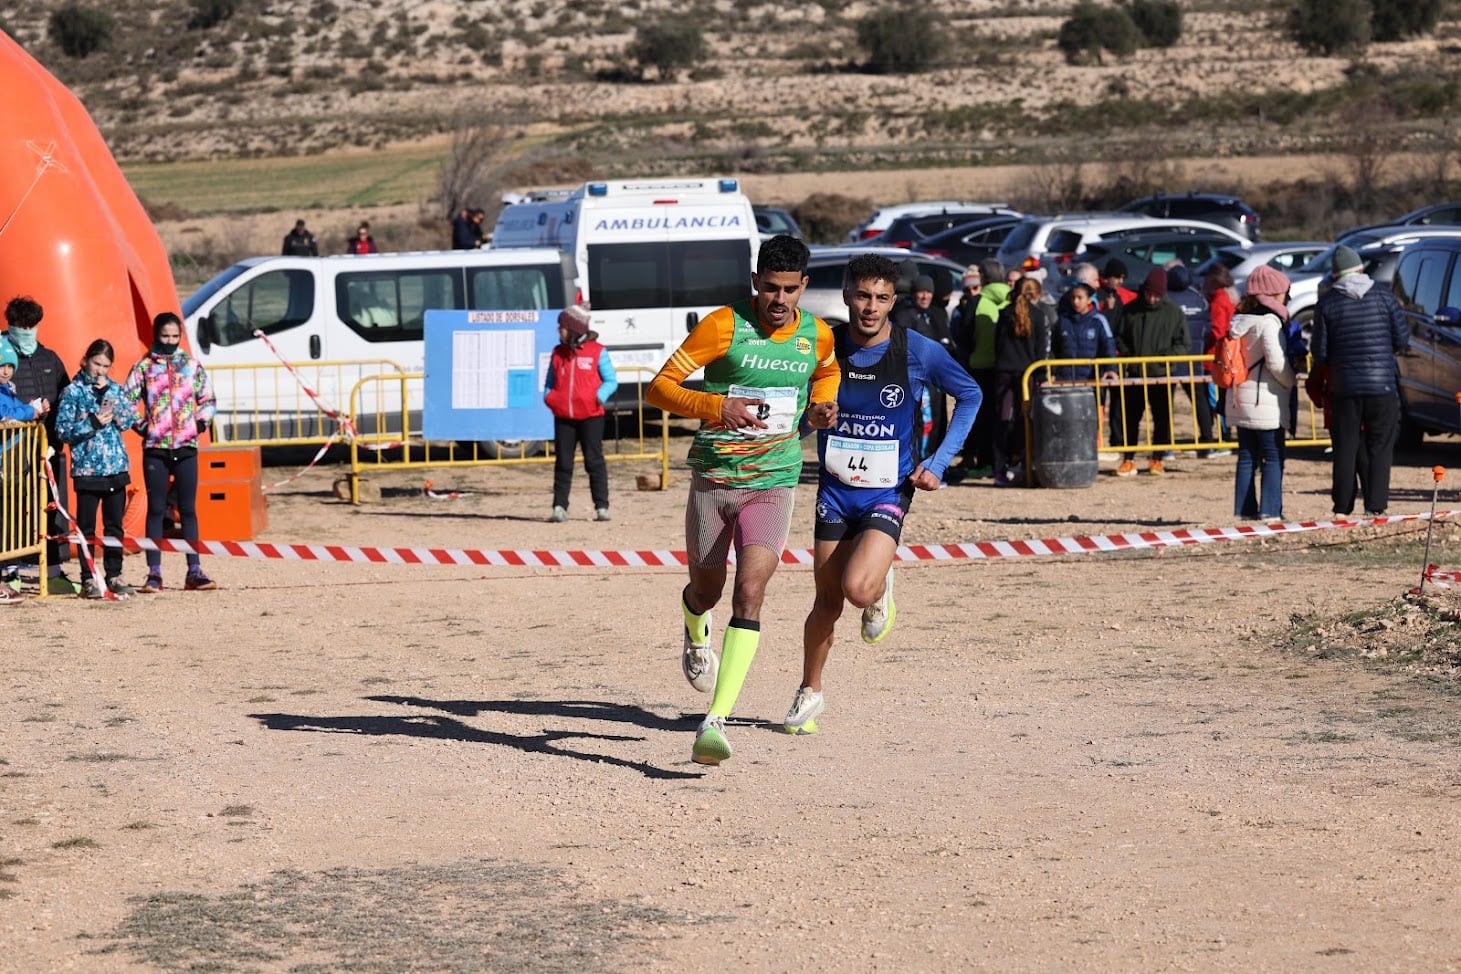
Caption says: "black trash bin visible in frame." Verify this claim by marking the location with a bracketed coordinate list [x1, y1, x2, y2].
[1031, 383, 1099, 488]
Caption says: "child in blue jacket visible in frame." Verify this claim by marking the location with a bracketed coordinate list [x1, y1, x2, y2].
[54, 339, 134, 599]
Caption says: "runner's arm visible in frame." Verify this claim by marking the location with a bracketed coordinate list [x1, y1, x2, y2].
[807, 318, 841, 408]
[645, 310, 734, 423]
[910, 330, 982, 482]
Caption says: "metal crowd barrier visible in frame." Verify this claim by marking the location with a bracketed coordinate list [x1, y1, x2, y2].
[343, 365, 672, 504]
[206, 359, 409, 446]
[0, 421, 50, 590]
[1020, 354, 1331, 473]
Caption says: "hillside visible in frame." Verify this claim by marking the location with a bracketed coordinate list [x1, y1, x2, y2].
[5, 1, 1458, 172]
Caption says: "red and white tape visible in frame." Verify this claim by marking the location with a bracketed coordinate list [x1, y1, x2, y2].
[78, 511, 1451, 568]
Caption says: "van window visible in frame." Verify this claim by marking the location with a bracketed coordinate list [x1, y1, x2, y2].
[337, 269, 462, 341]
[467, 265, 563, 310]
[212, 269, 314, 347]
[1406, 252, 1450, 316]
[588, 239, 750, 310]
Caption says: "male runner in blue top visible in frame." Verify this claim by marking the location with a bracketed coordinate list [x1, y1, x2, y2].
[785, 253, 983, 733]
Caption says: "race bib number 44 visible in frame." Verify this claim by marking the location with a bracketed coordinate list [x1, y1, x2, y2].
[729, 384, 798, 438]
[826, 435, 899, 487]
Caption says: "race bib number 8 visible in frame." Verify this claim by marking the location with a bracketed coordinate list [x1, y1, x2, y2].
[729, 384, 798, 438]
[825, 435, 899, 487]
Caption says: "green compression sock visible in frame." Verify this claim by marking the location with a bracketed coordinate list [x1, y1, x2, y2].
[682, 587, 711, 645]
[708, 618, 761, 718]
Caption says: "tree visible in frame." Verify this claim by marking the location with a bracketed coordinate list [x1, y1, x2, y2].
[629, 21, 705, 82]
[1057, 1, 1142, 66]
[47, 3, 113, 58]
[1127, 0, 1182, 48]
[855, 6, 946, 74]
[1289, 0, 1370, 56]
[1371, 0, 1443, 42]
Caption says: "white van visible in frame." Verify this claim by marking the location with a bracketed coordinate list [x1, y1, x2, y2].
[182, 248, 575, 441]
[490, 178, 759, 396]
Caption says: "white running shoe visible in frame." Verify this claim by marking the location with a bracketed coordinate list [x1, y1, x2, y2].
[692, 714, 731, 765]
[783, 685, 824, 734]
[682, 610, 717, 693]
[861, 565, 896, 644]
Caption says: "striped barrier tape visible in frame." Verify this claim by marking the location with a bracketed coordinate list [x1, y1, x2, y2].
[65, 511, 1453, 568]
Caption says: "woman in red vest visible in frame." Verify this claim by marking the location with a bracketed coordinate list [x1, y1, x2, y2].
[543, 305, 618, 522]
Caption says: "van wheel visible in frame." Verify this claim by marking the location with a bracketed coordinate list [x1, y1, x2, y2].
[476, 439, 547, 460]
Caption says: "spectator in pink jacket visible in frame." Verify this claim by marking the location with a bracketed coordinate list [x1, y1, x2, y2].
[122, 312, 217, 593]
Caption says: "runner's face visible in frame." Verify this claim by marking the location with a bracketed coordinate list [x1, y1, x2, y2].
[844, 276, 896, 341]
[751, 270, 807, 328]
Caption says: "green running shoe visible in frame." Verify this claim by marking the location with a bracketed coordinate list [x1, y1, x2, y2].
[691, 715, 731, 766]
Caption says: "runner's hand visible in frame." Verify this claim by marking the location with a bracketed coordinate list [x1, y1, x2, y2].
[806, 400, 838, 430]
[909, 464, 940, 491]
[720, 396, 768, 431]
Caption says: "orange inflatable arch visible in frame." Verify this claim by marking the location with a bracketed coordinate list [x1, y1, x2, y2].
[1, 32, 187, 540]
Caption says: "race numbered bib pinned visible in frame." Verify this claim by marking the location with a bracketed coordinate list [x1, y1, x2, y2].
[825, 435, 900, 487]
[728, 384, 799, 438]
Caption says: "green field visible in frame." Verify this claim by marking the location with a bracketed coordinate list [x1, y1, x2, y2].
[121, 142, 447, 215]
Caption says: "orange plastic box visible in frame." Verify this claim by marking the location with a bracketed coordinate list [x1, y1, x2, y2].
[195, 475, 267, 541]
[198, 446, 262, 484]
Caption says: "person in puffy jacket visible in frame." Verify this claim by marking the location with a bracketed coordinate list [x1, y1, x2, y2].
[1053, 283, 1118, 381]
[543, 305, 618, 523]
[1224, 265, 1297, 521]
[123, 312, 217, 593]
[55, 339, 135, 599]
[1311, 245, 1409, 516]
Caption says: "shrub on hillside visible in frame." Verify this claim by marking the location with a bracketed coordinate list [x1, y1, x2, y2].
[187, 0, 237, 31]
[1126, 0, 1181, 48]
[1057, 2, 1142, 66]
[855, 6, 946, 74]
[1371, 0, 1443, 42]
[792, 192, 874, 244]
[1290, 0, 1370, 56]
[48, 3, 113, 58]
[629, 21, 704, 82]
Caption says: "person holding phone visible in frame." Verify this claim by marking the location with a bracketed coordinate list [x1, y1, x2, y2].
[55, 339, 135, 598]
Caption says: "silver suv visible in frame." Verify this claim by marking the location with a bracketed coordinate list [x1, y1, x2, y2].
[994, 214, 1248, 281]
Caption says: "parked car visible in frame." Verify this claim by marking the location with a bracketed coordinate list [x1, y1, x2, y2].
[801, 246, 965, 325]
[846, 201, 1019, 242]
[994, 213, 1248, 283]
[753, 204, 802, 240]
[863, 208, 1020, 249]
[1072, 229, 1247, 291]
[1193, 242, 1330, 289]
[1287, 229, 1461, 336]
[909, 215, 1024, 266]
[1118, 192, 1262, 241]
[1341, 201, 1461, 242]
[1336, 234, 1461, 446]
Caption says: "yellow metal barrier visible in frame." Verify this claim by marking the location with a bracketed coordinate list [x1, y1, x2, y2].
[0, 421, 51, 593]
[1020, 354, 1330, 482]
[206, 359, 408, 447]
[344, 365, 672, 504]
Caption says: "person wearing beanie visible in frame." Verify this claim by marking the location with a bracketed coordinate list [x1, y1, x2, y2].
[1113, 267, 1189, 476]
[543, 304, 618, 524]
[1096, 259, 1136, 451]
[1331, 245, 1363, 279]
[1225, 267, 1297, 521]
[0, 337, 50, 605]
[959, 260, 1012, 478]
[1312, 241, 1409, 516]
[893, 271, 954, 452]
[1164, 262, 1220, 456]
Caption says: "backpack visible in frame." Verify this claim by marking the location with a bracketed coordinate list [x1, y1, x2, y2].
[1210, 333, 1249, 389]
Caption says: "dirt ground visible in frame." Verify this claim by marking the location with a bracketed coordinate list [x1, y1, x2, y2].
[3, 440, 1461, 973]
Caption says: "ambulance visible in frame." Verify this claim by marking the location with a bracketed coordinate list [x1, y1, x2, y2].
[490, 178, 760, 397]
